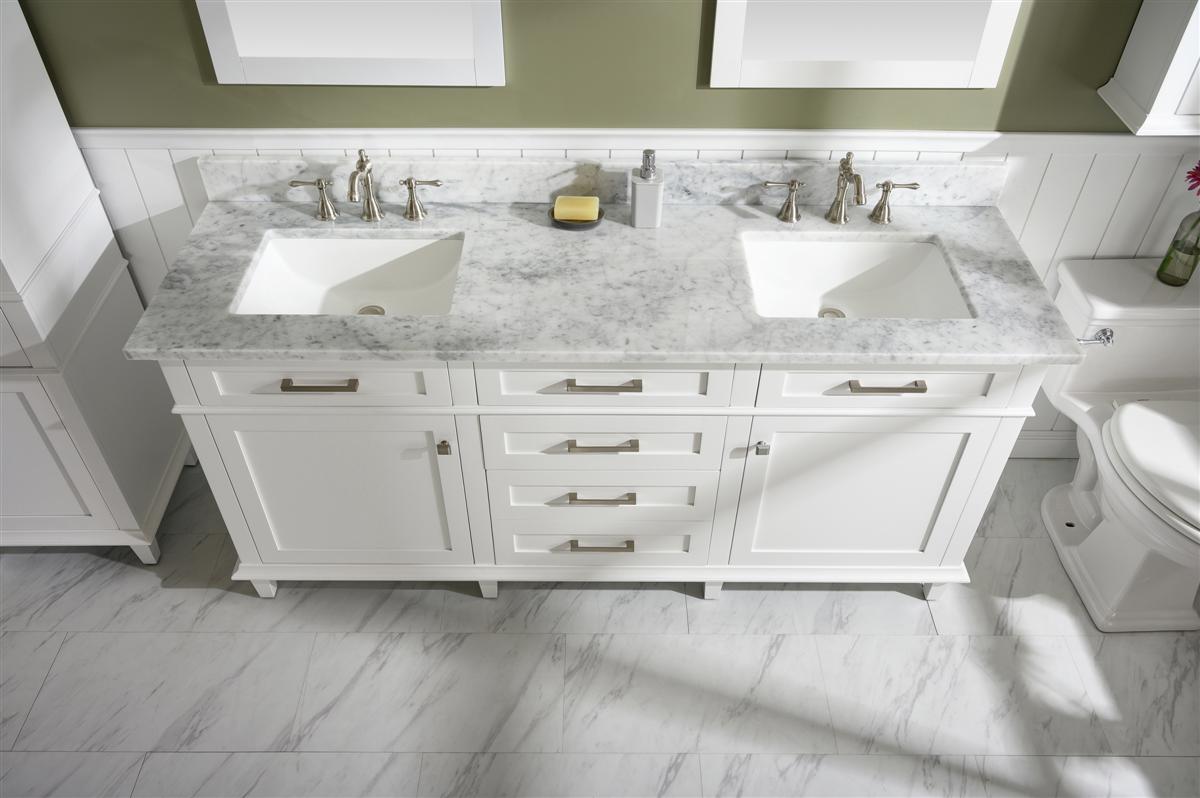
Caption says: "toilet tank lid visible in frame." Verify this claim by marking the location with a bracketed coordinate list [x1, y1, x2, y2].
[1057, 259, 1200, 323]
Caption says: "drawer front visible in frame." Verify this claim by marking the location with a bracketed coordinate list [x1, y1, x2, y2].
[189, 362, 452, 406]
[756, 367, 1016, 409]
[492, 519, 711, 565]
[480, 415, 727, 470]
[475, 365, 734, 406]
[487, 469, 719, 522]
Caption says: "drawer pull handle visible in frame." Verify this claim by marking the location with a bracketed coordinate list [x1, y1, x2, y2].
[565, 491, 637, 507]
[436, 440, 452, 456]
[279, 378, 360, 393]
[569, 539, 636, 553]
[565, 439, 640, 454]
[563, 378, 644, 394]
[847, 379, 928, 395]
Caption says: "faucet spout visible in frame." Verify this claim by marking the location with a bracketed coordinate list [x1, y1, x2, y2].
[348, 149, 383, 221]
[825, 152, 865, 225]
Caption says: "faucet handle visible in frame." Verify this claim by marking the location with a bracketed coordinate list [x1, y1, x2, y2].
[762, 179, 805, 223]
[868, 180, 921, 225]
[288, 178, 338, 221]
[402, 177, 443, 221]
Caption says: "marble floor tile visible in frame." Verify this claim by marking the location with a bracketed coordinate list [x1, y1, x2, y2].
[438, 582, 689, 634]
[563, 634, 837, 754]
[0, 751, 144, 798]
[15, 632, 313, 752]
[685, 584, 935, 635]
[978, 459, 1076, 538]
[0, 632, 64, 750]
[1066, 632, 1200, 756]
[928, 538, 1096, 636]
[132, 752, 420, 797]
[417, 753, 701, 797]
[290, 633, 563, 752]
[817, 635, 1110, 755]
[699, 754, 978, 797]
[158, 466, 226, 536]
[973, 755, 1200, 797]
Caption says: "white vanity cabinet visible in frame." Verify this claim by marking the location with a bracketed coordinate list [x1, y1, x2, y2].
[171, 359, 1042, 598]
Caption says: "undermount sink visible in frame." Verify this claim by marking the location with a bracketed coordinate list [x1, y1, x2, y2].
[741, 235, 972, 320]
[233, 232, 464, 316]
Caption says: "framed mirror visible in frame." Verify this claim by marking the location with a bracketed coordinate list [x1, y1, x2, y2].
[196, 0, 505, 86]
[711, 0, 1021, 88]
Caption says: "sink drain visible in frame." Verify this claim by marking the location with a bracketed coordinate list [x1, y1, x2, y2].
[356, 304, 386, 316]
[818, 306, 846, 319]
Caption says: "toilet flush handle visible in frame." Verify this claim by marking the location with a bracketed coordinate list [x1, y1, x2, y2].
[1076, 328, 1115, 347]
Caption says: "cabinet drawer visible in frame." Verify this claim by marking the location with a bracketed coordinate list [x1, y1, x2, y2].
[756, 366, 1017, 409]
[475, 365, 733, 406]
[480, 415, 727, 470]
[492, 519, 711, 565]
[487, 469, 719, 522]
[188, 362, 451, 406]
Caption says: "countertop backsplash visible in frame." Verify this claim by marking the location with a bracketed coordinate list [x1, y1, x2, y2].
[198, 155, 1006, 208]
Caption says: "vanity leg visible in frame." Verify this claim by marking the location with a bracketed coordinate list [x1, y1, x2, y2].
[479, 580, 499, 599]
[251, 579, 278, 599]
[703, 581, 723, 600]
[922, 582, 947, 601]
[131, 540, 160, 565]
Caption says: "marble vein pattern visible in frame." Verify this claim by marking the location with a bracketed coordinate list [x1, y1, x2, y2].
[0, 632, 64, 749]
[562, 634, 837, 754]
[978, 458, 1078, 538]
[415, 753, 702, 798]
[13, 632, 313, 752]
[124, 200, 1082, 366]
[198, 155, 1006, 207]
[131, 752, 421, 797]
[0, 752, 145, 798]
[685, 583, 936, 635]
[289, 633, 563, 752]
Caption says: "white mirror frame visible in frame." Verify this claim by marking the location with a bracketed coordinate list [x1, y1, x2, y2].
[196, 0, 505, 86]
[710, 0, 1021, 89]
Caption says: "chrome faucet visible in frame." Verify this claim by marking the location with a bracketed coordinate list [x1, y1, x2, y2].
[348, 149, 383, 221]
[401, 176, 444, 221]
[825, 152, 866, 225]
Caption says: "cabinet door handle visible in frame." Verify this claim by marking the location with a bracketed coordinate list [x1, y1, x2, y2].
[565, 491, 637, 506]
[563, 378, 643, 393]
[436, 440, 452, 456]
[754, 441, 771, 455]
[568, 539, 635, 553]
[847, 379, 928, 395]
[565, 439, 640, 454]
[279, 378, 360, 393]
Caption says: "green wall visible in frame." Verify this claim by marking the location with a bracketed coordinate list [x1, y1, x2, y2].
[20, 0, 1139, 131]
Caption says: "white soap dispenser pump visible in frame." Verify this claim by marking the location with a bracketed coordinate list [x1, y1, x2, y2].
[630, 149, 665, 228]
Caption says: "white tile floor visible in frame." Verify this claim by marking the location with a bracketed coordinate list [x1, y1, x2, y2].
[0, 459, 1196, 797]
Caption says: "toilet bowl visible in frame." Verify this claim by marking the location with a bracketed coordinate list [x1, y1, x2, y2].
[1041, 259, 1200, 632]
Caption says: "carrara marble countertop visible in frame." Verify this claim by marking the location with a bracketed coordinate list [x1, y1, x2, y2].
[124, 200, 1083, 365]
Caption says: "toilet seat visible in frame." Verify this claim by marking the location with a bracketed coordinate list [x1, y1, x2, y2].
[1105, 400, 1200, 543]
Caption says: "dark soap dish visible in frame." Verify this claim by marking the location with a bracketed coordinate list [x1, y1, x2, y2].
[549, 207, 605, 231]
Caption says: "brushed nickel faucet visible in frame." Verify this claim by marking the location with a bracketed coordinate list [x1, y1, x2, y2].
[868, 180, 921, 224]
[825, 152, 866, 225]
[401, 176, 444, 221]
[288, 177, 338, 221]
[761, 178, 805, 223]
[348, 149, 383, 221]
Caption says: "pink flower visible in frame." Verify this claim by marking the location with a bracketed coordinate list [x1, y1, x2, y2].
[1187, 160, 1200, 196]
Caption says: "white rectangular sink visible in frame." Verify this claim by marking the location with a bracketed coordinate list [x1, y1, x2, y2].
[234, 233, 464, 316]
[741, 235, 972, 320]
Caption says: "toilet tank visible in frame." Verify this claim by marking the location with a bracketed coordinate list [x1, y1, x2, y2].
[1052, 258, 1200, 395]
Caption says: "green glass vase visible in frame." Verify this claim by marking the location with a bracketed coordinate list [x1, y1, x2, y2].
[1157, 208, 1200, 287]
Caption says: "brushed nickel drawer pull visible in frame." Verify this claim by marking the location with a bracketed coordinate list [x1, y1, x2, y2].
[847, 379, 928, 395]
[565, 491, 637, 507]
[564, 378, 644, 394]
[436, 440, 452, 456]
[279, 378, 360, 393]
[569, 539, 636, 553]
[565, 439, 640, 454]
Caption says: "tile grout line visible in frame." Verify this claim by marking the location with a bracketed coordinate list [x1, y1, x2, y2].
[126, 751, 149, 798]
[7, 630, 68, 750]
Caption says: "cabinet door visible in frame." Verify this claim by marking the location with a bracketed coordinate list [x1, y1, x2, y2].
[0, 377, 114, 531]
[208, 414, 473, 564]
[731, 415, 997, 566]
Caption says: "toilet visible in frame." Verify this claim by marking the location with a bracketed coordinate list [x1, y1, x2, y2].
[1042, 258, 1200, 632]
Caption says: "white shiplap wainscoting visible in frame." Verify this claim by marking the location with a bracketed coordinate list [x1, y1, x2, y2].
[73, 128, 1200, 456]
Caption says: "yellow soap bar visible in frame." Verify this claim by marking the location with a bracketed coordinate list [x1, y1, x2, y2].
[553, 195, 600, 222]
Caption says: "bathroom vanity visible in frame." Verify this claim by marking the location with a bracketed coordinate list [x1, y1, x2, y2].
[125, 158, 1082, 598]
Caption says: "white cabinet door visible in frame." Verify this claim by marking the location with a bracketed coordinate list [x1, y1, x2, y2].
[209, 414, 473, 564]
[731, 415, 998, 566]
[0, 377, 114, 531]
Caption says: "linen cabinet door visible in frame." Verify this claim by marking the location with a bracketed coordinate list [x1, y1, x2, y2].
[208, 413, 473, 564]
[731, 415, 998, 567]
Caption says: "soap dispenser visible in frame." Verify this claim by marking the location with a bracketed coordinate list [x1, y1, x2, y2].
[630, 149, 664, 228]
